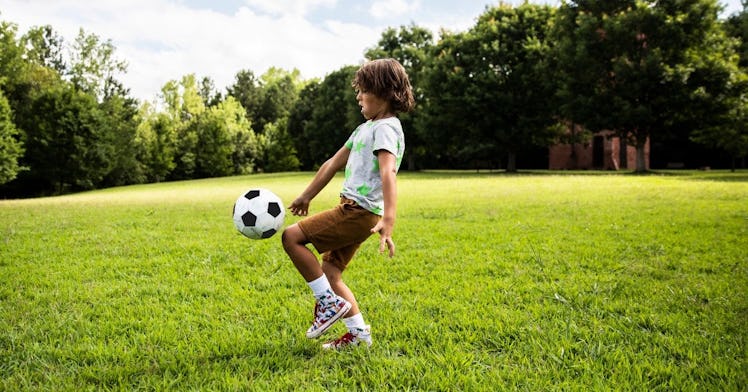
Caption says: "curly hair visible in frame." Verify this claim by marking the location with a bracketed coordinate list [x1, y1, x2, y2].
[352, 58, 415, 114]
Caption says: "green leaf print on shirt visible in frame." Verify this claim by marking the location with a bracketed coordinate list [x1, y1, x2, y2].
[357, 184, 371, 196]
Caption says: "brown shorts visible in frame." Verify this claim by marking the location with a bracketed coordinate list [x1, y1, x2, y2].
[297, 196, 381, 271]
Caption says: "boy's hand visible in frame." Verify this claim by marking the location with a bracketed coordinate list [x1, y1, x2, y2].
[288, 197, 310, 216]
[371, 219, 395, 257]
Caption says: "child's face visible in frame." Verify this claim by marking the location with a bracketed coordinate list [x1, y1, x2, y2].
[356, 90, 391, 121]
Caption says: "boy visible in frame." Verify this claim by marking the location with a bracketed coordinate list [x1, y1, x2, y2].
[281, 58, 415, 349]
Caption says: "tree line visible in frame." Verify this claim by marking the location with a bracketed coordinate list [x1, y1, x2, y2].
[1, 0, 746, 197]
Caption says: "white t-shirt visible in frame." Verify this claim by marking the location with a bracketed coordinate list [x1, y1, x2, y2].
[341, 117, 405, 215]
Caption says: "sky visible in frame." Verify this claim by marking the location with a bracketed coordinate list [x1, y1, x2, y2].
[0, 0, 744, 103]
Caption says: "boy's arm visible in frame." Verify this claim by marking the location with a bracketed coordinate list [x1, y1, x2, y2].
[289, 146, 350, 216]
[371, 150, 397, 257]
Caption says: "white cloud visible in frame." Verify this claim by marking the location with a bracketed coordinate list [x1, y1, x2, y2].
[243, 0, 337, 17]
[369, 0, 421, 19]
[0, 0, 379, 102]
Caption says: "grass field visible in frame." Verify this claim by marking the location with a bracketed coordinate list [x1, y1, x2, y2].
[1, 171, 746, 391]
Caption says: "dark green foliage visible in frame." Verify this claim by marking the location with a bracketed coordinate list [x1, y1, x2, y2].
[424, 3, 562, 172]
[16, 84, 113, 193]
[0, 89, 23, 184]
[287, 65, 360, 169]
[553, 0, 744, 172]
[365, 24, 434, 170]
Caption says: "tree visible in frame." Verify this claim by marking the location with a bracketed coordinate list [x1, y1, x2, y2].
[555, 0, 737, 172]
[99, 83, 143, 186]
[365, 24, 433, 170]
[145, 75, 261, 180]
[702, 5, 748, 169]
[68, 28, 127, 101]
[288, 65, 360, 169]
[196, 96, 258, 177]
[162, 74, 207, 179]
[252, 68, 303, 171]
[687, 25, 748, 170]
[0, 22, 27, 186]
[227, 67, 303, 172]
[18, 84, 112, 193]
[257, 67, 302, 132]
[420, 30, 472, 168]
[2, 22, 129, 195]
[424, 3, 561, 171]
[287, 80, 320, 169]
[0, 21, 27, 94]
[21, 25, 66, 73]
[0, 89, 24, 184]
[135, 103, 177, 183]
[725, 4, 748, 68]
[227, 69, 262, 131]
[261, 118, 300, 172]
[199, 76, 222, 107]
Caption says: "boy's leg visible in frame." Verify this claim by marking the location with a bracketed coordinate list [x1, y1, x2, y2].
[322, 258, 359, 316]
[282, 223, 351, 339]
[321, 253, 372, 349]
[281, 223, 323, 282]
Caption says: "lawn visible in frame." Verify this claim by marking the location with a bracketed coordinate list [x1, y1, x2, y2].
[1, 171, 746, 391]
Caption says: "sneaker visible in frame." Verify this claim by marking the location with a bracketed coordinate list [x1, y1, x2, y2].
[322, 326, 372, 350]
[306, 294, 351, 339]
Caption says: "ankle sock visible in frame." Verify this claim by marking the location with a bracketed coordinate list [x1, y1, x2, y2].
[307, 275, 332, 298]
[343, 313, 367, 333]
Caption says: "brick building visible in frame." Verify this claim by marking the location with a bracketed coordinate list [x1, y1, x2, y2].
[549, 129, 649, 170]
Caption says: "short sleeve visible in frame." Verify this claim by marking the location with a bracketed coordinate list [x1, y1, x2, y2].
[372, 124, 399, 156]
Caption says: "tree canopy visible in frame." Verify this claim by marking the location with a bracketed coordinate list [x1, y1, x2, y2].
[0, 1, 746, 196]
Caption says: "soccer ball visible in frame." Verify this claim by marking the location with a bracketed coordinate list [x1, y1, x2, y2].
[233, 188, 285, 239]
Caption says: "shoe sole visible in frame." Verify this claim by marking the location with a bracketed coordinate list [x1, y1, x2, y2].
[306, 301, 352, 339]
[322, 338, 373, 350]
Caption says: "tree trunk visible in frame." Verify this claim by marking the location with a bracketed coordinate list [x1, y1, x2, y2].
[569, 121, 578, 169]
[407, 153, 416, 171]
[506, 152, 517, 173]
[635, 143, 647, 172]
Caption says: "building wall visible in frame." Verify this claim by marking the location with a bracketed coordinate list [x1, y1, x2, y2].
[549, 131, 649, 170]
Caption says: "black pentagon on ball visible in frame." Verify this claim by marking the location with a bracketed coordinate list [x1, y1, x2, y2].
[241, 210, 257, 226]
[244, 189, 260, 200]
[267, 202, 281, 217]
[261, 228, 277, 239]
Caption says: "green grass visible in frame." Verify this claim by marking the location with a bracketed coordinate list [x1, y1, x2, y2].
[1, 171, 746, 391]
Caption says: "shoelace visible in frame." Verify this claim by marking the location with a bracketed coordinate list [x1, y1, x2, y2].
[328, 332, 356, 348]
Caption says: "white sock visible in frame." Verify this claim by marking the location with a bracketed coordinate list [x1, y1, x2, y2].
[307, 275, 332, 298]
[343, 313, 367, 333]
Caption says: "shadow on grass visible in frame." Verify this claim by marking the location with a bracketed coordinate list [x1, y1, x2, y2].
[641, 170, 748, 182]
[410, 169, 629, 178]
[684, 173, 748, 182]
[408, 169, 748, 182]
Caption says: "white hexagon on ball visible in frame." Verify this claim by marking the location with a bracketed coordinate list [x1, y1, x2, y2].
[232, 188, 285, 239]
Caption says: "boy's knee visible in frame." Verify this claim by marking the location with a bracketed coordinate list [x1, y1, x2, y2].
[281, 224, 305, 248]
[281, 226, 294, 250]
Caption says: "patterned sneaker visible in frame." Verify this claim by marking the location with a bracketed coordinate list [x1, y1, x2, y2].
[322, 326, 372, 350]
[305, 293, 351, 339]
